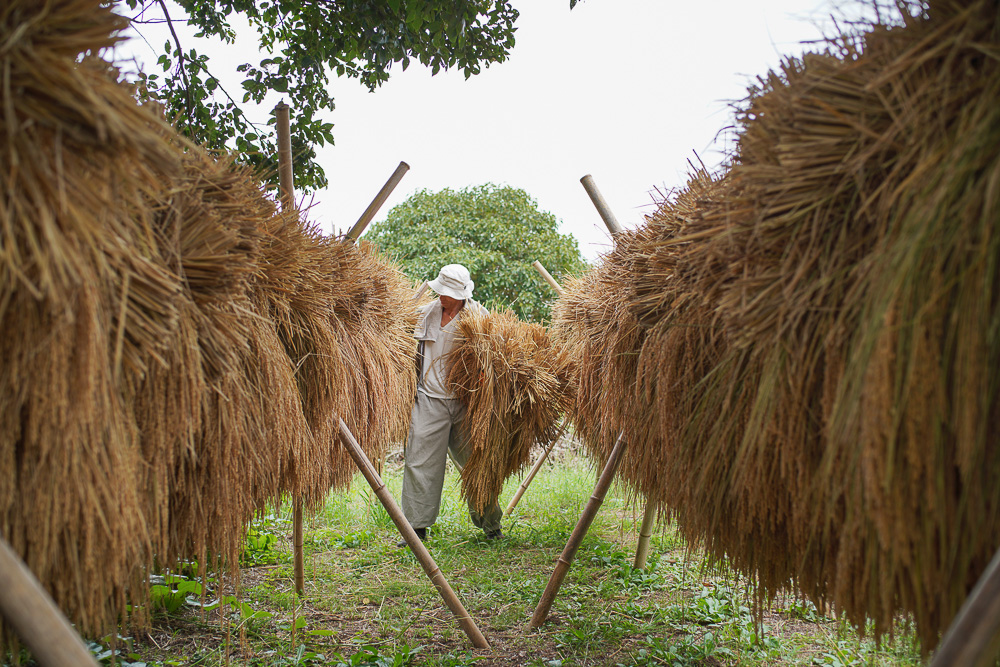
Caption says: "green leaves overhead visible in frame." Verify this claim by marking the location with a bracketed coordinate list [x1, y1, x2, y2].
[366, 184, 588, 323]
[122, 0, 521, 191]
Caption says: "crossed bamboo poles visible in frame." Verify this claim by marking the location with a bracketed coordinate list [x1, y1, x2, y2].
[6, 106, 1000, 665]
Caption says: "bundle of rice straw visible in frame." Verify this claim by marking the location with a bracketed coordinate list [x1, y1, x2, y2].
[0, 0, 186, 640]
[446, 310, 574, 514]
[1, 0, 419, 649]
[250, 217, 417, 507]
[554, 0, 1000, 650]
[134, 149, 295, 575]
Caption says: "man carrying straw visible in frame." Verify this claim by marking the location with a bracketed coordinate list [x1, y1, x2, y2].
[399, 264, 503, 545]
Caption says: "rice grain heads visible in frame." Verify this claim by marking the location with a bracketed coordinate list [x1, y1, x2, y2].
[554, 0, 1000, 651]
[1, 0, 418, 648]
[1, 0, 184, 640]
[447, 310, 573, 514]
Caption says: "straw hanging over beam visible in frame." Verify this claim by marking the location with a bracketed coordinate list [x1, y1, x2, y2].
[337, 419, 489, 649]
[274, 101, 306, 598]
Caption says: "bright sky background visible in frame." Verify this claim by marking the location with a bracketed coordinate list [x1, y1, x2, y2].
[115, 1, 837, 262]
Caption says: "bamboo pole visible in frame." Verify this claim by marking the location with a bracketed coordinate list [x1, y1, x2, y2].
[633, 503, 657, 569]
[274, 101, 306, 597]
[338, 418, 490, 649]
[0, 535, 100, 666]
[274, 102, 295, 212]
[579, 175, 658, 570]
[345, 161, 411, 243]
[504, 436, 559, 518]
[497, 262, 567, 518]
[580, 174, 623, 238]
[929, 545, 1000, 667]
[413, 281, 429, 303]
[532, 260, 564, 296]
[529, 431, 627, 629]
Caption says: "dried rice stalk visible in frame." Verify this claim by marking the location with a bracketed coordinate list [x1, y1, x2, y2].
[1, 0, 185, 641]
[554, 0, 1000, 651]
[447, 310, 574, 514]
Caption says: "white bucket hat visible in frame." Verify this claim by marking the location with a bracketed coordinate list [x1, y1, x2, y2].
[428, 264, 474, 300]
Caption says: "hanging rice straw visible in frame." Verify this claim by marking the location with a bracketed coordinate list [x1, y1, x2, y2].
[446, 310, 574, 514]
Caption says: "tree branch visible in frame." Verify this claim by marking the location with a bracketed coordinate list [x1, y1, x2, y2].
[155, 0, 193, 123]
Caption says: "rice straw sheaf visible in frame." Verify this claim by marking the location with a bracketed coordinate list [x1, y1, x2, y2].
[447, 310, 574, 514]
[250, 219, 417, 506]
[0, 0, 186, 641]
[627, 0, 1000, 650]
[132, 149, 299, 575]
[549, 235, 659, 504]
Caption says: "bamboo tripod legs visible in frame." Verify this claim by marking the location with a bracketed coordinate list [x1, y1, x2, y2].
[504, 434, 560, 518]
[338, 419, 490, 649]
[633, 502, 657, 569]
[929, 544, 1000, 667]
[0, 535, 100, 667]
[529, 432, 627, 629]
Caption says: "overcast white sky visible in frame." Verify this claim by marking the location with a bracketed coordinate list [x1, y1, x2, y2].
[116, 1, 835, 262]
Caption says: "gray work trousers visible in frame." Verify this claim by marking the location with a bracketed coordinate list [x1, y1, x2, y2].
[401, 390, 502, 533]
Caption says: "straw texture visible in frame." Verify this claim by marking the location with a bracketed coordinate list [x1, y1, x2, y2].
[553, 0, 1000, 650]
[447, 310, 574, 514]
[1, 0, 418, 648]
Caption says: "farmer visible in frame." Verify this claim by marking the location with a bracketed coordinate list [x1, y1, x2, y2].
[399, 264, 503, 545]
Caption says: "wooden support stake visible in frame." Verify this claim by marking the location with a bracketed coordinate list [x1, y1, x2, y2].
[633, 503, 657, 569]
[292, 502, 305, 596]
[580, 174, 624, 238]
[504, 436, 559, 518]
[338, 419, 490, 649]
[532, 261, 564, 296]
[274, 101, 306, 597]
[274, 102, 295, 212]
[929, 544, 1000, 667]
[529, 431, 627, 629]
[346, 161, 410, 243]
[0, 535, 100, 666]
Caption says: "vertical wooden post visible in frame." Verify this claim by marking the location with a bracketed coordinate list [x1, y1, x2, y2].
[929, 545, 1000, 667]
[345, 161, 411, 243]
[633, 503, 657, 569]
[274, 102, 295, 212]
[274, 101, 306, 597]
[580, 174, 624, 238]
[529, 432, 627, 629]
[0, 536, 100, 666]
[578, 178, 658, 569]
[338, 419, 490, 648]
[532, 260, 564, 296]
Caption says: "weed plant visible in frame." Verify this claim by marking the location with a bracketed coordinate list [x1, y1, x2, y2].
[12, 448, 923, 667]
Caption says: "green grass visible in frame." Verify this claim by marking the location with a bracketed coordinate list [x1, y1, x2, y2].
[67, 449, 922, 667]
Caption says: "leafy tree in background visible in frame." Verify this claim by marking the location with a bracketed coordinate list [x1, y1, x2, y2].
[365, 184, 588, 323]
[118, 1, 579, 191]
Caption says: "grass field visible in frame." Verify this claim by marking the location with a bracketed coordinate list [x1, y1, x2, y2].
[68, 446, 923, 667]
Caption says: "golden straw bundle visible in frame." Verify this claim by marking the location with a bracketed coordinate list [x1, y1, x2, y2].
[250, 217, 417, 507]
[0, 0, 185, 640]
[555, 0, 1000, 651]
[1, 0, 420, 649]
[446, 310, 574, 514]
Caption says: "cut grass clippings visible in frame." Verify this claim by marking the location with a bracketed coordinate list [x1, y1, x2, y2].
[63, 445, 923, 667]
